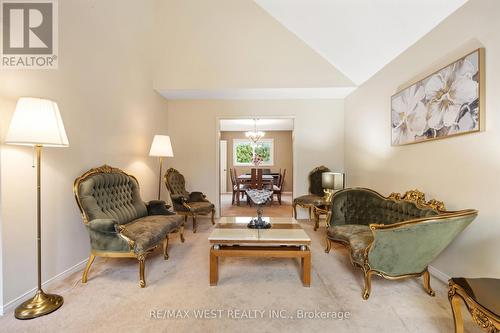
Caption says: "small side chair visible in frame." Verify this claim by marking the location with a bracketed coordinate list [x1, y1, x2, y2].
[293, 165, 331, 224]
[164, 168, 215, 232]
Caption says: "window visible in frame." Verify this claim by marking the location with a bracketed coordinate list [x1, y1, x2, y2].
[233, 139, 274, 166]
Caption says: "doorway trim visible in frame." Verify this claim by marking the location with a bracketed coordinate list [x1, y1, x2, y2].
[215, 115, 296, 218]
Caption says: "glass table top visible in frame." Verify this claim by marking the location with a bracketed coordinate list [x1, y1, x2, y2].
[208, 217, 311, 244]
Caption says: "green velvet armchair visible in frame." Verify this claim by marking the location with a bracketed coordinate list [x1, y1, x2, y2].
[293, 166, 330, 227]
[164, 168, 215, 233]
[325, 188, 477, 300]
[74, 165, 185, 288]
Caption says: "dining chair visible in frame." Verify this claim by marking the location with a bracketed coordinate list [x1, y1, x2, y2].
[230, 168, 246, 205]
[273, 168, 286, 205]
[250, 168, 263, 190]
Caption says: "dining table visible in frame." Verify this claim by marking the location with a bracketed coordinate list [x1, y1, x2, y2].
[235, 174, 274, 205]
[237, 174, 274, 183]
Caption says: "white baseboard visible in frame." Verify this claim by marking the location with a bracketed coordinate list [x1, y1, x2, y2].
[428, 265, 451, 284]
[1, 258, 87, 316]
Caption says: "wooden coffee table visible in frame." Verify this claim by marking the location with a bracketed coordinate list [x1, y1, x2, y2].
[208, 217, 311, 286]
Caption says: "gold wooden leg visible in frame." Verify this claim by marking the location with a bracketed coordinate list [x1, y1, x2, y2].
[211, 209, 215, 225]
[82, 254, 95, 283]
[193, 216, 197, 233]
[324, 238, 332, 253]
[209, 248, 218, 286]
[308, 206, 312, 220]
[314, 210, 319, 231]
[422, 269, 435, 296]
[449, 294, 464, 333]
[163, 235, 169, 260]
[138, 255, 146, 288]
[363, 270, 373, 300]
[179, 225, 185, 243]
[293, 204, 297, 219]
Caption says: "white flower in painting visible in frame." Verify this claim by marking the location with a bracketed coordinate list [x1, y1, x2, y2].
[425, 60, 478, 130]
[392, 85, 427, 144]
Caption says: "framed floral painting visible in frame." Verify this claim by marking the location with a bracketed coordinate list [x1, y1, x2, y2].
[391, 48, 484, 146]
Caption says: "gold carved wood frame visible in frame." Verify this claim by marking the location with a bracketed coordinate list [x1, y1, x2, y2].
[448, 280, 500, 333]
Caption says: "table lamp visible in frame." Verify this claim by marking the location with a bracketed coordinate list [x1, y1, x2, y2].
[149, 135, 174, 200]
[322, 172, 345, 202]
[5, 97, 69, 319]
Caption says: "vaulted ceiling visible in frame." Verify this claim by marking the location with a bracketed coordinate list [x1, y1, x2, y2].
[154, 0, 468, 99]
[254, 0, 469, 85]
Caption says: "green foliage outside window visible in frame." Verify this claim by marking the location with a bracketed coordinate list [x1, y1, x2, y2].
[254, 143, 271, 162]
[234, 141, 273, 165]
[235, 143, 253, 163]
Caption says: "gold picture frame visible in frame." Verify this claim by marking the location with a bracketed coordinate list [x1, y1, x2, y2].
[391, 48, 485, 146]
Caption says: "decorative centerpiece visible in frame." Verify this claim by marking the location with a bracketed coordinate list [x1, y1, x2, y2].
[245, 189, 273, 229]
[252, 154, 263, 166]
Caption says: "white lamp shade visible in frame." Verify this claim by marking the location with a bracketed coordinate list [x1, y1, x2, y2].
[149, 135, 174, 157]
[5, 97, 69, 147]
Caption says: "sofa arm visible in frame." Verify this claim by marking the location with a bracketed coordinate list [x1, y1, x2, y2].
[367, 211, 477, 276]
[88, 218, 118, 233]
[147, 200, 175, 216]
[189, 191, 207, 202]
[328, 192, 348, 227]
[171, 194, 187, 204]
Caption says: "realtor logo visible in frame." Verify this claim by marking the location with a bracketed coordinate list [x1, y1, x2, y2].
[1, 0, 58, 68]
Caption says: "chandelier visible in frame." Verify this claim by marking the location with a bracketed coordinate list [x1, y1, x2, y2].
[245, 119, 265, 143]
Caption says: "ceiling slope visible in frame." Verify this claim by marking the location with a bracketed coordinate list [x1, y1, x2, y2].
[153, 0, 355, 98]
[255, 0, 469, 85]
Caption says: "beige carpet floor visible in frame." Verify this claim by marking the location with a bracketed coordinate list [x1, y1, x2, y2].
[0, 218, 479, 333]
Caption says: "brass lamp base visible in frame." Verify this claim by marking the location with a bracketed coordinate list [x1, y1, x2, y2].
[15, 290, 63, 320]
[323, 188, 336, 203]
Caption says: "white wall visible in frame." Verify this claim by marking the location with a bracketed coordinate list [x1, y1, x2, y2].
[165, 99, 345, 218]
[0, 164, 3, 314]
[345, 0, 500, 278]
[0, 0, 169, 309]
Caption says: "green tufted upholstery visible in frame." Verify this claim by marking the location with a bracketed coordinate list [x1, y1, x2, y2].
[329, 188, 438, 227]
[75, 166, 183, 255]
[78, 172, 148, 225]
[293, 166, 330, 219]
[165, 170, 190, 202]
[325, 187, 478, 299]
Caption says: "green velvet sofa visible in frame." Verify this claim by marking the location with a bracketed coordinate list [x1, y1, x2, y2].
[74, 165, 185, 288]
[325, 188, 477, 300]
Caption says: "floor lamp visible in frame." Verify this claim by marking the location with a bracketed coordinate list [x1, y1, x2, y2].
[149, 135, 174, 200]
[5, 97, 69, 319]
